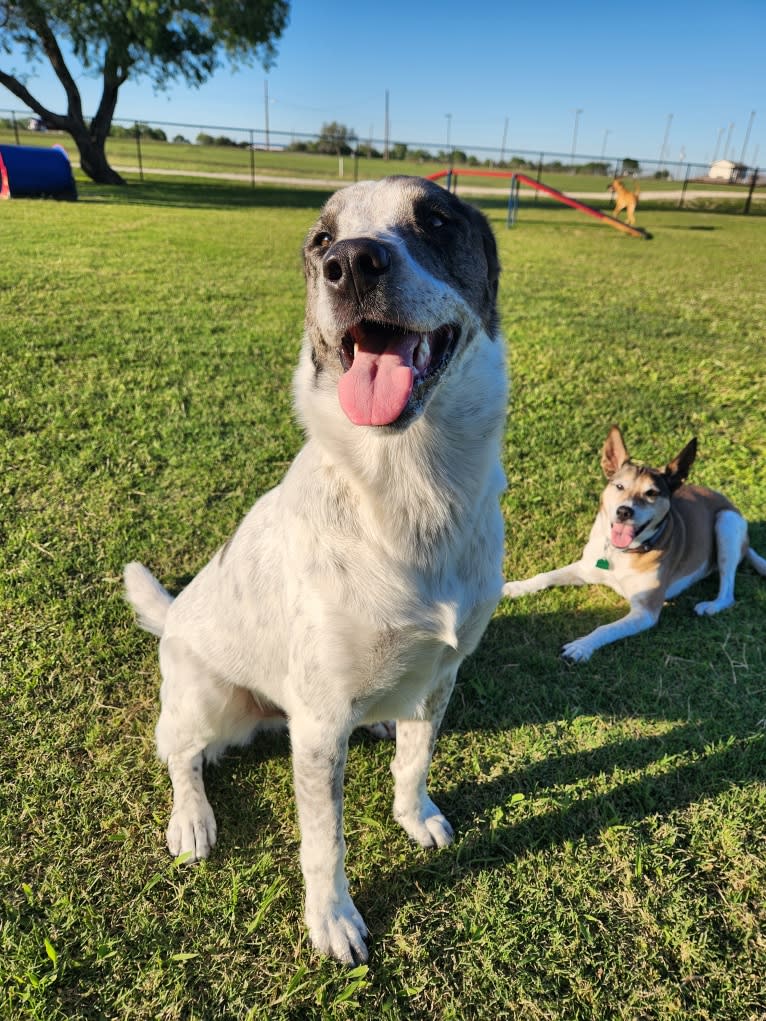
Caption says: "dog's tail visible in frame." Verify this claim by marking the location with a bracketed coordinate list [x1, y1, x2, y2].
[745, 547, 766, 577]
[124, 561, 174, 637]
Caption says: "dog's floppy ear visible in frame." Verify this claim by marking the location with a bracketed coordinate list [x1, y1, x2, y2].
[601, 425, 630, 478]
[664, 438, 697, 492]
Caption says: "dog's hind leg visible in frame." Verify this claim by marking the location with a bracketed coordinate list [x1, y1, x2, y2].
[745, 546, 766, 576]
[155, 636, 269, 861]
[391, 667, 457, 849]
[694, 510, 749, 616]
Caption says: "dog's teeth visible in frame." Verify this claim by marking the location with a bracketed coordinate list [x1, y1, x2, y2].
[414, 335, 431, 372]
[353, 342, 359, 358]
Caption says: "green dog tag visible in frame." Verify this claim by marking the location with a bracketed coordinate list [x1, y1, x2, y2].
[596, 557, 610, 570]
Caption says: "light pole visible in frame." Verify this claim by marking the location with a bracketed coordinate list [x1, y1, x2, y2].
[571, 108, 582, 171]
[601, 128, 611, 163]
[446, 112, 452, 169]
[658, 113, 673, 173]
[724, 121, 735, 161]
[711, 126, 724, 164]
[739, 110, 756, 166]
[264, 79, 273, 151]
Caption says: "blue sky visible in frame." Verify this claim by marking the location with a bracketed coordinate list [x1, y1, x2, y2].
[2, 0, 765, 167]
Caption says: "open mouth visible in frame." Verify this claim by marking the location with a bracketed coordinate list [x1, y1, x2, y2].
[610, 522, 636, 549]
[337, 320, 458, 427]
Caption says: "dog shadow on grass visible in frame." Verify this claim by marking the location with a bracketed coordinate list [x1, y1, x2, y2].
[196, 535, 765, 944]
[355, 572, 765, 928]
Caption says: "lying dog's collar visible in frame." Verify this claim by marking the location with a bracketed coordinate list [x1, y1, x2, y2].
[626, 512, 670, 553]
[596, 513, 670, 569]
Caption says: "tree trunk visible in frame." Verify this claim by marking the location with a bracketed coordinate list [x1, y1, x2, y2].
[75, 131, 127, 186]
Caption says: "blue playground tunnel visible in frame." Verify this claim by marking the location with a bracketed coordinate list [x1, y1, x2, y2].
[0, 143, 77, 200]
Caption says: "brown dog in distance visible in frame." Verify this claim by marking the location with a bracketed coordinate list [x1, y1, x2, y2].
[608, 178, 640, 225]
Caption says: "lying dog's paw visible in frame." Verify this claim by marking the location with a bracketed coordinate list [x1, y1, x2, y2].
[561, 638, 593, 663]
[395, 796, 454, 849]
[694, 597, 734, 617]
[502, 580, 532, 599]
[306, 894, 369, 965]
[166, 799, 217, 862]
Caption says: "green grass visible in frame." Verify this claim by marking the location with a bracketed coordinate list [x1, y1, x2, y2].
[2, 177, 765, 1021]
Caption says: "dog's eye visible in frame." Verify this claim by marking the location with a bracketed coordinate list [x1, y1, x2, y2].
[645, 488, 658, 500]
[614, 482, 624, 491]
[313, 231, 332, 250]
[422, 209, 449, 231]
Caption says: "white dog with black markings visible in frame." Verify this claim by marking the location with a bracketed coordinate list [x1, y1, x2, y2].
[124, 176, 507, 964]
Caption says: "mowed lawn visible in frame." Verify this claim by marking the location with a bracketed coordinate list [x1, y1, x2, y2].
[1, 180, 765, 1021]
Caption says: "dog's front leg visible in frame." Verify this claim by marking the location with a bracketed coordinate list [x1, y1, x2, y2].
[562, 600, 660, 663]
[289, 716, 368, 964]
[391, 668, 456, 848]
[503, 562, 586, 599]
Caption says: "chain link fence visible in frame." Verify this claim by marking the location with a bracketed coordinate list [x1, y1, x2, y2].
[1, 108, 761, 212]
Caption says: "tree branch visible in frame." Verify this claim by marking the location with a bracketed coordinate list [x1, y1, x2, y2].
[24, 7, 85, 124]
[0, 68, 70, 131]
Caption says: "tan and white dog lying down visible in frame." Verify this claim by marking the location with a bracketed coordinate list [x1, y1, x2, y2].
[504, 426, 766, 662]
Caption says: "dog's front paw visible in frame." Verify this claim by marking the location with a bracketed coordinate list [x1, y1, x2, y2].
[561, 638, 594, 663]
[502, 580, 533, 599]
[395, 796, 454, 849]
[694, 597, 734, 617]
[166, 799, 217, 862]
[306, 895, 369, 965]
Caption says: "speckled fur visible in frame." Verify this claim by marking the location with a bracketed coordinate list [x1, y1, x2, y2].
[124, 177, 508, 964]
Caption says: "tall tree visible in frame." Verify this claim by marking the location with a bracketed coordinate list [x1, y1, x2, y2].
[0, 1, 289, 184]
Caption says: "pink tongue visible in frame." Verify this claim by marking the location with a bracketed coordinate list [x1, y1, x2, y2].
[611, 522, 636, 549]
[338, 332, 419, 426]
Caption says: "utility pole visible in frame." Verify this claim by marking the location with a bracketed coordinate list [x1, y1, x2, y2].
[724, 121, 735, 161]
[571, 108, 582, 170]
[384, 90, 390, 160]
[264, 79, 270, 150]
[739, 110, 756, 165]
[600, 128, 611, 160]
[658, 113, 673, 173]
[711, 126, 724, 164]
[500, 116, 508, 164]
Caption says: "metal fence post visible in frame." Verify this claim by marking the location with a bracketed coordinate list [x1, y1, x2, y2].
[743, 168, 759, 215]
[11, 111, 20, 145]
[535, 153, 543, 203]
[679, 163, 691, 209]
[134, 125, 144, 182]
[249, 129, 255, 188]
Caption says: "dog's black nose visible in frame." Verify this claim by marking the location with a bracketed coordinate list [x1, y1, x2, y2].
[322, 238, 391, 299]
[616, 505, 634, 522]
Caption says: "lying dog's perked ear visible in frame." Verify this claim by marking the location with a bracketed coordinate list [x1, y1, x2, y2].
[601, 425, 630, 477]
[664, 437, 697, 492]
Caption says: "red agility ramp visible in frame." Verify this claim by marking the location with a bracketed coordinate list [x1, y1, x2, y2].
[427, 168, 651, 239]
